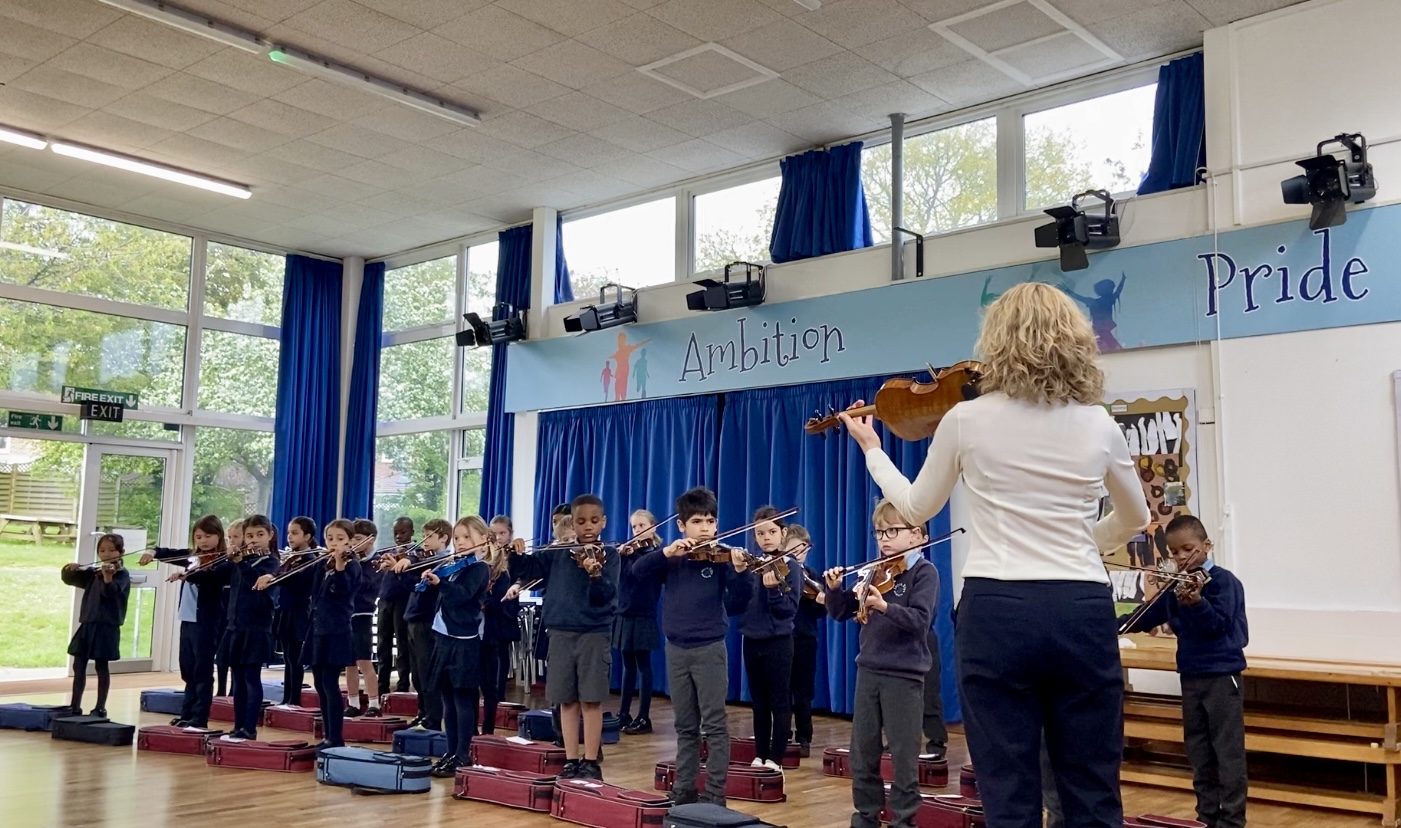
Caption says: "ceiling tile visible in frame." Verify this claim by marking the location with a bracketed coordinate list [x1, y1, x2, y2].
[101, 94, 218, 133]
[438, 165, 530, 198]
[144, 73, 262, 116]
[186, 49, 307, 96]
[785, 52, 900, 99]
[359, 191, 449, 216]
[220, 153, 324, 185]
[485, 150, 585, 183]
[576, 13, 704, 66]
[0, 155, 75, 193]
[999, 32, 1113, 80]
[268, 139, 369, 173]
[527, 92, 633, 133]
[1185, 0, 1304, 26]
[433, 6, 566, 62]
[1053, 0, 1178, 26]
[60, 111, 176, 152]
[146, 133, 251, 168]
[451, 64, 572, 110]
[765, 101, 870, 142]
[423, 129, 519, 164]
[897, 0, 997, 22]
[592, 155, 686, 187]
[354, 0, 491, 29]
[118, 192, 218, 224]
[645, 98, 753, 138]
[477, 111, 578, 149]
[702, 121, 807, 159]
[536, 133, 634, 168]
[320, 202, 399, 229]
[797, 0, 932, 49]
[254, 184, 342, 213]
[714, 79, 822, 118]
[855, 28, 969, 77]
[0, 86, 89, 132]
[646, 138, 745, 173]
[648, 0, 783, 41]
[0, 54, 38, 85]
[544, 169, 636, 200]
[46, 43, 173, 89]
[511, 40, 635, 90]
[947, 2, 1064, 52]
[495, 0, 637, 37]
[589, 115, 691, 152]
[171, 0, 283, 29]
[353, 106, 464, 143]
[619, 0, 667, 8]
[86, 15, 225, 70]
[46, 175, 155, 207]
[753, 0, 810, 16]
[289, 211, 360, 237]
[305, 123, 412, 159]
[835, 79, 949, 121]
[10, 65, 128, 109]
[722, 18, 842, 73]
[649, 47, 771, 96]
[0, 19, 76, 63]
[279, 0, 420, 52]
[377, 144, 475, 176]
[227, 99, 342, 138]
[0, 0, 121, 39]
[189, 117, 293, 154]
[273, 79, 386, 120]
[1087, 2, 1208, 61]
[374, 33, 497, 85]
[907, 58, 1024, 105]
[201, 201, 307, 229]
[462, 194, 540, 223]
[295, 173, 384, 202]
[583, 71, 692, 115]
[260, 22, 366, 65]
[192, 209, 279, 240]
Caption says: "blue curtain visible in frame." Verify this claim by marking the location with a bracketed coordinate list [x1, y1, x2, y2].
[271, 255, 343, 536]
[341, 261, 384, 521]
[533, 395, 720, 693]
[716, 377, 959, 721]
[478, 226, 534, 521]
[1138, 53, 1206, 196]
[554, 215, 574, 305]
[769, 142, 874, 264]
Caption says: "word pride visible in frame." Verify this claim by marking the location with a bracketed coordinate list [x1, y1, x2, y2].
[1200, 227, 1370, 316]
[680, 316, 846, 382]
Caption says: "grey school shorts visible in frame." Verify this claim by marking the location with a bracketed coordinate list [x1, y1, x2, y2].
[546, 630, 612, 705]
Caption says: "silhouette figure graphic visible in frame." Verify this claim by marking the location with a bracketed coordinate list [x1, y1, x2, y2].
[607, 332, 651, 401]
[1060, 274, 1127, 352]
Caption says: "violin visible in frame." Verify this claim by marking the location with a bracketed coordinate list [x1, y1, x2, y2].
[618, 536, 660, 556]
[1112, 558, 1212, 635]
[684, 542, 739, 563]
[854, 555, 911, 624]
[571, 543, 608, 578]
[804, 361, 985, 441]
[802, 570, 823, 599]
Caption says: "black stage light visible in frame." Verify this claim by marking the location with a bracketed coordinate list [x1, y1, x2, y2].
[686, 261, 766, 311]
[564, 284, 637, 333]
[457, 302, 525, 347]
[1034, 189, 1120, 272]
[1281, 133, 1377, 230]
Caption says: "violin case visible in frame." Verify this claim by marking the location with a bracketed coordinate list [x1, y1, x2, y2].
[315, 746, 432, 794]
[664, 802, 780, 828]
[882, 793, 986, 828]
[206, 737, 318, 772]
[343, 715, 411, 743]
[959, 765, 977, 798]
[264, 704, 324, 738]
[470, 734, 568, 775]
[0, 702, 70, 732]
[51, 714, 135, 746]
[383, 691, 419, 717]
[653, 760, 786, 802]
[392, 727, 448, 757]
[454, 765, 556, 811]
[551, 778, 673, 828]
[517, 709, 619, 744]
[139, 688, 186, 715]
[706, 736, 800, 768]
[821, 746, 948, 786]
[299, 687, 360, 709]
[1125, 818, 1206, 828]
[488, 700, 528, 731]
[137, 725, 223, 755]
[210, 695, 270, 724]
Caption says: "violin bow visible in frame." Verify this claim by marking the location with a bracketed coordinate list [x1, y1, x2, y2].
[407, 537, 494, 575]
[747, 541, 810, 576]
[839, 527, 966, 579]
[690, 507, 801, 552]
[620, 514, 678, 551]
[266, 535, 372, 586]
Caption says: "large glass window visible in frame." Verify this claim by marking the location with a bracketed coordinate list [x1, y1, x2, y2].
[0, 299, 185, 407]
[378, 337, 454, 422]
[198, 331, 278, 417]
[0, 199, 191, 310]
[862, 118, 998, 243]
[204, 243, 284, 325]
[191, 427, 274, 521]
[693, 177, 780, 274]
[565, 198, 676, 296]
[374, 431, 450, 539]
[384, 255, 456, 332]
[466, 242, 498, 318]
[1023, 84, 1157, 210]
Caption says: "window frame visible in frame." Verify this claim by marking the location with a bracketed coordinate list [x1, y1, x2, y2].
[688, 165, 784, 278]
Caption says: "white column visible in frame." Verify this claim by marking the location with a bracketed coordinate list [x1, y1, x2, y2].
[338, 256, 364, 514]
[512, 411, 539, 539]
[528, 207, 558, 339]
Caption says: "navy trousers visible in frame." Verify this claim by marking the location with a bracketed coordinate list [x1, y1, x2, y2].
[956, 578, 1124, 828]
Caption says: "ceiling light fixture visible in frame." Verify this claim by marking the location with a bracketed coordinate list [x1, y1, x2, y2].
[269, 46, 481, 128]
[93, 0, 268, 53]
[0, 125, 47, 151]
[50, 142, 252, 199]
[793, 0, 822, 9]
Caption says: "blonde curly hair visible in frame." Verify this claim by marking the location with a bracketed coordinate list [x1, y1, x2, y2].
[975, 282, 1104, 405]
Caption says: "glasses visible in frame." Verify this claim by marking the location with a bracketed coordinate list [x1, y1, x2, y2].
[872, 527, 916, 540]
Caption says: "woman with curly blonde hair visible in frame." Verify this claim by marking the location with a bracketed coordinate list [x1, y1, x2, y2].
[840, 282, 1150, 828]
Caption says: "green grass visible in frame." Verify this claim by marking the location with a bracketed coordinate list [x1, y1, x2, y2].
[0, 538, 77, 668]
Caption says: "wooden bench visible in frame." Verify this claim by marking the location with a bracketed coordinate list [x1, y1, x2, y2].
[0, 514, 78, 545]
[1121, 644, 1401, 825]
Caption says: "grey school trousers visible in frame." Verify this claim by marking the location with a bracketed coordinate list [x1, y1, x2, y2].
[1181, 674, 1247, 828]
[667, 640, 730, 803]
[851, 669, 924, 828]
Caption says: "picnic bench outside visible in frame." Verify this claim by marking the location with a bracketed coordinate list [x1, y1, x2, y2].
[0, 514, 79, 545]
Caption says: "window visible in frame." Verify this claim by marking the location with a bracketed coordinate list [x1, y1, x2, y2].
[466, 242, 497, 318]
[1023, 84, 1157, 210]
[461, 427, 486, 459]
[204, 243, 283, 325]
[0, 199, 191, 310]
[374, 431, 450, 539]
[0, 299, 185, 407]
[191, 426, 274, 521]
[862, 118, 998, 243]
[384, 255, 456, 332]
[693, 177, 780, 274]
[565, 197, 676, 296]
[198, 331, 278, 417]
[457, 426, 485, 521]
[378, 337, 453, 422]
[88, 420, 179, 441]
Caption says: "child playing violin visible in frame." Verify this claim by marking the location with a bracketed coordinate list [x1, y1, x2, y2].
[144, 515, 225, 728]
[784, 524, 824, 758]
[472, 517, 518, 735]
[216, 518, 245, 698]
[740, 506, 802, 771]
[346, 519, 381, 717]
[211, 514, 280, 740]
[61, 533, 131, 718]
[423, 516, 492, 777]
[824, 500, 939, 828]
[614, 509, 663, 735]
[301, 519, 361, 750]
[375, 516, 415, 699]
[399, 518, 452, 730]
[272, 516, 318, 707]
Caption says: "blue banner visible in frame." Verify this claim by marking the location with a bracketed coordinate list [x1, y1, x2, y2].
[506, 206, 1389, 412]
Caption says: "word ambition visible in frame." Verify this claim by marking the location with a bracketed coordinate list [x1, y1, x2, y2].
[680, 316, 846, 382]
[1200, 227, 1370, 317]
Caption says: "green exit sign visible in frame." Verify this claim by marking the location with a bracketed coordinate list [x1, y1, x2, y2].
[7, 411, 63, 431]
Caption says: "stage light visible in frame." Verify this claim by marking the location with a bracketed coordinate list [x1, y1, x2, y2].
[1034, 189, 1120, 272]
[50, 141, 251, 198]
[1281, 133, 1377, 230]
[457, 303, 526, 347]
[564, 285, 638, 333]
[687, 262, 766, 312]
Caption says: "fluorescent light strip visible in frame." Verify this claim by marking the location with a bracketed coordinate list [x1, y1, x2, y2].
[269, 47, 481, 128]
[0, 126, 47, 150]
[93, 0, 267, 53]
[50, 142, 252, 199]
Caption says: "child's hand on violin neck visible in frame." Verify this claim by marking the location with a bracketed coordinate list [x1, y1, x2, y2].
[823, 567, 843, 590]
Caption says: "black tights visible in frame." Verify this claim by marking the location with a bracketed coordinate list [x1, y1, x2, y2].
[312, 665, 345, 746]
[619, 648, 653, 719]
[442, 684, 481, 763]
[71, 658, 110, 713]
[282, 636, 305, 705]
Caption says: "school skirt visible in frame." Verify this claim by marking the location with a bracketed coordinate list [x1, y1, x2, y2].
[611, 615, 661, 651]
[68, 622, 121, 661]
[305, 632, 355, 668]
[351, 615, 373, 661]
[221, 629, 273, 668]
[273, 607, 310, 644]
[428, 633, 482, 690]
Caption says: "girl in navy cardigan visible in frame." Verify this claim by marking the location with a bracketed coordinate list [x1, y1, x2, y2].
[473, 516, 519, 735]
[299, 519, 362, 750]
[61, 533, 131, 717]
[425, 517, 490, 777]
[615, 508, 663, 735]
[205, 514, 279, 740]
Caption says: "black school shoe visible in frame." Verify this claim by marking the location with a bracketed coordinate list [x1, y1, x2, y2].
[622, 716, 652, 735]
[345, 706, 363, 718]
[925, 742, 947, 761]
[91, 708, 107, 718]
[699, 793, 727, 807]
[430, 757, 461, 778]
[576, 759, 603, 780]
[558, 759, 581, 779]
[668, 788, 699, 806]
[799, 742, 811, 758]
[617, 712, 633, 729]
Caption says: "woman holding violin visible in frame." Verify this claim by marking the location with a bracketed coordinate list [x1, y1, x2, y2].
[613, 509, 665, 736]
[738, 506, 803, 772]
[840, 283, 1151, 828]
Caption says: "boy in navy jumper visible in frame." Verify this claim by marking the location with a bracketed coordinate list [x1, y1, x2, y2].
[376, 516, 415, 697]
[400, 518, 452, 730]
[784, 524, 824, 758]
[346, 519, 381, 716]
[1120, 514, 1248, 828]
[635, 487, 754, 806]
[741, 505, 802, 770]
[824, 499, 939, 828]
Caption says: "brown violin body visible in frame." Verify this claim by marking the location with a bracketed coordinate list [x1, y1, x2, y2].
[855, 555, 911, 624]
[805, 360, 985, 441]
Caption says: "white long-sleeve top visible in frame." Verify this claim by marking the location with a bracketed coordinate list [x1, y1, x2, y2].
[864, 391, 1151, 584]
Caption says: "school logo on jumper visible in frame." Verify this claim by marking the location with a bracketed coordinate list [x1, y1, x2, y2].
[894, 583, 907, 597]
[601, 332, 651, 402]
[701, 567, 713, 579]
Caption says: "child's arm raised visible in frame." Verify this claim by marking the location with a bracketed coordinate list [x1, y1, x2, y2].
[631, 545, 674, 580]
[1174, 574, 1238, 638]
[60, 564, 94, 589]
[761, 569, 799, 621]
[823, 567, 858, 622]
[507, 545, 553, 585]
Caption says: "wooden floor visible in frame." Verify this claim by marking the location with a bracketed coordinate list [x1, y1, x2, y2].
[0, 673, 1371, 828]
